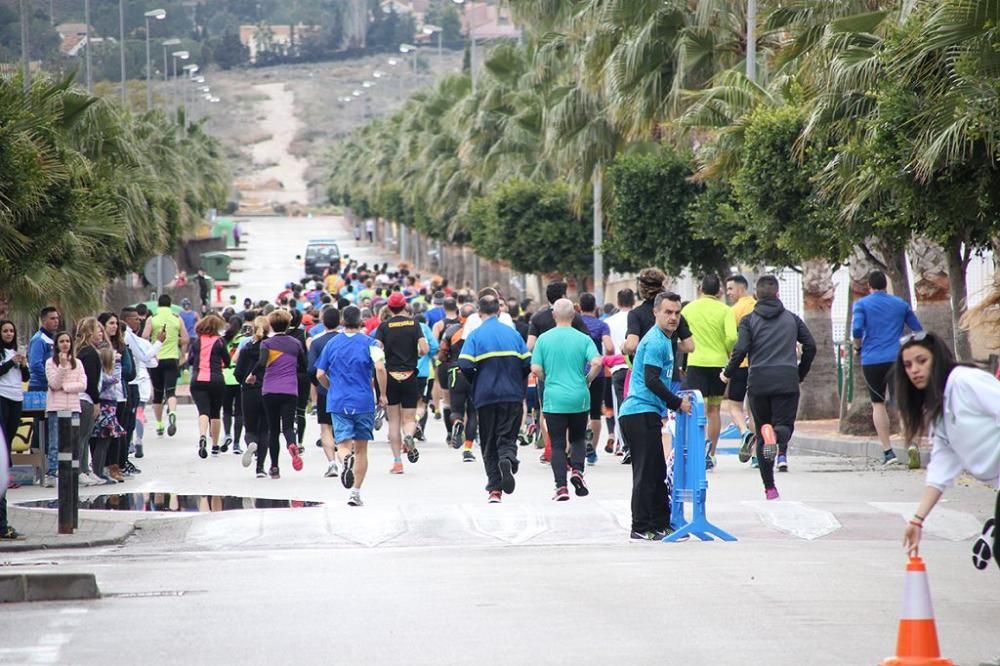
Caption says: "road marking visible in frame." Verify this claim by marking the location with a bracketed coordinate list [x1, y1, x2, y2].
[743, 500, 842, 540]
[869, 502, 982, 541]
[462, 504, 547, 545]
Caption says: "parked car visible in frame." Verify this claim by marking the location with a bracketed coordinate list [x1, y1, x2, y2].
[299, 239, 340, 277]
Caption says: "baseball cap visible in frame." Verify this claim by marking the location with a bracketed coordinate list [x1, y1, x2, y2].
[387, 292, 407, 309]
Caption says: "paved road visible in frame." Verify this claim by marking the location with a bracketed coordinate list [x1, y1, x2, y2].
[2, 217, 997, 666]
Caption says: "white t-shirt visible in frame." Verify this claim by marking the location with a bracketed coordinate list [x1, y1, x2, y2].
[606, 310, 630, 372]
[462, 312, 515, 340]
[0, 349, 24, 402]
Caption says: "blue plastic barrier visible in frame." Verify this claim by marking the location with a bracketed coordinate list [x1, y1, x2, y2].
[664, 390, 737, 543]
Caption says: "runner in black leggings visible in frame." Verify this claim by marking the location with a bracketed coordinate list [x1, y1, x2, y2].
[235, 316, 268, 474]
[288, 309, 310, 452]
[255, 310, 306, 478]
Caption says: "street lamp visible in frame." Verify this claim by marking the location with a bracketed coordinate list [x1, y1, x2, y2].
[399, 43, 417, 74]
[171, 50, 189, 113]
[422, 24, 442, 59]
[182, 63, 198, 111]
[84, 0, 92, 92]
[451, 0, 477, 95]
[118, 0, 128, 105]
[144, 9, 166, 111]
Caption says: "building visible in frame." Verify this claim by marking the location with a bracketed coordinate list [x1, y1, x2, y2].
[238, 24, 322, 63]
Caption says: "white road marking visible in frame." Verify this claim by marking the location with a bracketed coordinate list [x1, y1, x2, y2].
[743, 500, 842, 540]
[869, 502, 982, 541]
[462, 504, 547, 544]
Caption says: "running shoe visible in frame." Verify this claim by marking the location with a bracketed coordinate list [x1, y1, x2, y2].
[553, 486, 570, 502]
[760, 424, 778, 461]
[256, 468, 267, 479]
[429, 403, 439, 418]
[221, 437, 232, 453]
[404, 435, 419, 463]
[156, 424, 164, 437]
[347, 490, 363, 507]
[242, 442, 257, 468]
[776, 454, 788, 472]
[342, 453, 356, 488]
[124, 461, 141, 475]
[297, 444, 305, 455]
[0, 526, 25, 540]
[604, 439, 614, 454]
[488, 490, 502, 504]
[198, 436, 208, 459]
[233, 442, 243, 455]
[705, 452, 715, 471]
[167, 412, 177, 437]
[653, 528, 690, 542]
[211, 444, 220, 457]
[569, 469, 589, 497]
[325, 460, 340, 478]
[765, 487, 780, 501]
[738, 431, 754, 463]
[499, 459, 515, 494]
[390, 461, 404, 474]
[750, 455, 759, 469]
[462, 450, 476, 463]
[620, 452, 631, 465]
[517, 429, 530, 447]
[883, 449, 900, 466]
[414, 425, 426, 442]
[630, 530, 655, 541]
[287, 444, 303, 472]
[450, 422, 465, 450]
[585, 444, 597, 466]
[972, 518, 995, 570]
[135, 444, 144, 459]
[907, 446, 921, 469]
[269, 466, 280, 479]
[374, 407, 385, 431]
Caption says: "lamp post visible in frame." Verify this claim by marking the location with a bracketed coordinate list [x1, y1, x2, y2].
[399, 43, 417, 75]
[171, 49, 189, 114]
[451, 0, 476, 94]
[144, 9, 166, 111]
[84, 0, 92, 92]
[119, 0, 128, 105]
[422, 24, 442, 59]
[182, 63, 198, 115]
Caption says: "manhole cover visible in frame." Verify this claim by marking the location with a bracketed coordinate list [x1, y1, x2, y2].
[18, 494, 323, 512]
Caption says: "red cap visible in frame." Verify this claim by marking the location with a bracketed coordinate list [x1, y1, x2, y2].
[387, 292, 407, 309]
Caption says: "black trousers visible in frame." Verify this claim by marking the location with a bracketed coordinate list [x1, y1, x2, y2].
[543, 411, 587, 488]
[262, 393, 296, 469]
[748, 391, 799, 490]
[223, 384, 243, 442]
[476, 402, 521, 492]
[611, 369, 628, 449]
[619, 412, 670, 533]
[242, 387, 264, 461]
[107, 401, 127, 469]
[0, 396, 22, 457]
[118, 384, 140, 467]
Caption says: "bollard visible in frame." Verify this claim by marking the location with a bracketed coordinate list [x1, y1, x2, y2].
[70, 413, 80, 529]
[663, 390, 737, 542]
[56, 412, 74, 535]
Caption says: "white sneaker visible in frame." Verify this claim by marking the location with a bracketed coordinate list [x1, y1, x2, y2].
[42, 474, 57, 488]
[325, 460, 339, 478]
[78, 473, 97, 486]
[347, 490, 363, 507]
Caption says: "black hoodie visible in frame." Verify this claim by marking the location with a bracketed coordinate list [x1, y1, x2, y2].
[723, 297, 817, 396]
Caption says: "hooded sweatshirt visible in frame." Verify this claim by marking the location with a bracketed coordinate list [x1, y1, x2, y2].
[723, 297, 817, 396]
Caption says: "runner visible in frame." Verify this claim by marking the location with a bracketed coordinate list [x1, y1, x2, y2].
[220, 315, 245, 454]
[722, 275, 817, 500]
[458, 294, 530, 502]
[852, 270, 923, 468]
[618, 291, 691, 540]
[374, 292, 429, 474]
[255, 309, 307, 478]
[307, 307, 342, 478]
[142, 294, 189, 439]
[234, 316, 268, 475]
[604, 288, 634, 456]
[438, 303, 478, 461]
[413, 313, 439, 441]
[725, 275, 757, 467]
[187, 313, 230, 459]
[578, 292, 613, 465]
[680, 275, 737, 471]
[316, 306, 388, 507]
[530, 299, 603, 501]
[432, 297, 460, 437]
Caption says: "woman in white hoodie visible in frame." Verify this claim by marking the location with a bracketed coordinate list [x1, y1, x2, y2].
[895, 331, 1000, 569]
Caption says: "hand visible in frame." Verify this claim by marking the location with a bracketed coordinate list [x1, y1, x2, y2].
[114, 352, 122, 362]
[678, 396, 692, 414]
[719, 371, 729, 384]
[58, 352, 70, 366]
[92, 404, 100, 418]
[245, 375, 257, 385]
[157, 328, 167, 343]
[379, 395, 388, 408]
[13, 352, 26, 366]
[902, 523, 922, 557]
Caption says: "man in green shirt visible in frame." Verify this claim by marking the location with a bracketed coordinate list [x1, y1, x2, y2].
[531, 299, 602, 501]
[142, 294, 190, 438]
[681, 275, 737, 469]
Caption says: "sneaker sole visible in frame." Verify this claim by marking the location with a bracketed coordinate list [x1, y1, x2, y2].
[342, 454, 355, 488]
[167, 414, 177, 437]
[883, 456, 901, 467]
[198, 443, 208, 459]
[499, 459, 515, 494]
[406, 445, 419, 464]
[972, 518, 995, 570]
[347, 497, 362, 507]
[738, 434, 753, 463]
[241, 442, 257, 468]
[761, 424, 777, 461]
[288, 446, 303, 472]
[554, 494, 570, 502]
[570, 475, 589, 497]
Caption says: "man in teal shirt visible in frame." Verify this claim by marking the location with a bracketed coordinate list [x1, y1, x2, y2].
[619, 291, 692, 540]
[531, 299, 602, 501]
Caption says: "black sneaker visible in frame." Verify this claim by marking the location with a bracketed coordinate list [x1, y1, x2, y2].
[255, 468, 267, 479]
[211, 444, 220, 457]
[134, 444, 144, 459]
[341, 453, 355, 489]
[450, 422, 465, 450]
[269, 466, 280, 479]
[883, 449, 900, 466]
[654, 528, 690, 542]
[499, 459, 516, 495]
[221, 437, 231, 453]
[462, 450, 475, 463]
[404, 435, 419, 463]
[167, 411, 177, 437]
[569, 470, 589, 497]
[414, 425, 425, 442]
[198, 436, 208, 459]
[0, 526, 25, 540]
[630, 530, 654, 541]
[124, 461, 141, 475]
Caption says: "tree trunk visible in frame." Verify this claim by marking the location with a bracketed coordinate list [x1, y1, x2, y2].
[874, 239, 912, 306]
[798, 258, 839, 420]
[945, 236, 973, 362]
[908, 236, 954, 351]
[840, 248, 877, 435]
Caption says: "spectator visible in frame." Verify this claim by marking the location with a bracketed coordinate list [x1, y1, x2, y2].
[0, 320, 28, 486]
[28, 306, 60, 391]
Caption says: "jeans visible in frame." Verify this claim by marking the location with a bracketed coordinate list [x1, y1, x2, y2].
[45, 412, 59, 476]
[620, 411, 670, 533]
[748, 391, 799, 491]
[77, 403, 96, 475]
[476, 402, 521, 492]
[543, 411, 588, 488]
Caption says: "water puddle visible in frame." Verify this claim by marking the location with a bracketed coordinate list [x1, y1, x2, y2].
[18, 493, 322, 512]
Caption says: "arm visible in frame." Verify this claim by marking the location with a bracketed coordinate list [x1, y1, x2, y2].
[296, 344, 307, 374]
[623, 334, 639, 357]
[456, 333, 477, 382]
[178, 316, 190, 357]
[904, 306, 922, 333]
[45, 360, 63, 390]
[643, 364, 688, 413]
[601, 334, 614, 356]
[63, 365, 87, 395]
[526, 334, 538, 351]
[851, 300, 865, 350]
[374, 360, 388, 407]
[142, 317, 153, 341]
[675, 316, 694, 354]
[28, 336, 46, 382]
[530, 363, 545, 383]
[586, 355, 603, 385]
[723, 317, 752, 378]
[254, 341, 269, 376]
[724, 306, 738, 352]
[218, 340, 231, 369]
[902, 486, 944, 556]
[795, 316, 818, 382]
[417, 334, 429, 358]
[316, 368, 330, 390]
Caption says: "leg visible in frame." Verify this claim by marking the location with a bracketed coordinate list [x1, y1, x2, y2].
[295, 376, 309, 445]
[872, 403, 892, 452]
[222, 386, 235, 438]
[568, 412, 588, 474]
[233, 387, 244, 444]
[386, 404, 403, 461]
[544, 413, 569, 488]
[352, 440, 369, 488]
[748, 393, 776, 492]
[621, 413, 668, 533]
[149, 365, 165, 426]
[262, 394, 282, 469]
[279, 394, 297, 448]
[477, 405, 501, 491]
[495, 402, 522, 469]
[463, 395, 478, 451]
[164, 360, 180, 421]
[77, 406, 95, 476]
[863, 362, 894, 453]
[705, 401, 721, 455]
[770, 393, 800, 457]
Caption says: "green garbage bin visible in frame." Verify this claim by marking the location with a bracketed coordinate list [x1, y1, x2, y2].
[200, 251, 232, 281]
[212, 218, 236, 247]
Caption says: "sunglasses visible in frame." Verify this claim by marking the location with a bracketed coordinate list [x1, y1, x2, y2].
[899, 331, 928, 346]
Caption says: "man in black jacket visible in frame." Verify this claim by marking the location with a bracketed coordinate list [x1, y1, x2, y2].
[721, 275, 816, 500]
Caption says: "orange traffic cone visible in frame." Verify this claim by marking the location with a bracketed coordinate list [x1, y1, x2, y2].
[881, 556, 954, 666]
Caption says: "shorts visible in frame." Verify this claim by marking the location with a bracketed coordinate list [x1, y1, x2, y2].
[726, 367, 749, 402]
[588, 374, 605, 419]
[862, 362, 894, 403]
[449, 372, 471, 419]
[148, 358, 179, 404]
[684, 366, 726, 403]
[190, 381, 224, 419]
[386, 372, 420, 408]
[332, 411, 374, 443]
[437, 363, 453, 390]
[526, 383, 538, 412]
[416, 377, 428, 403]
[316, 394, 332, 425]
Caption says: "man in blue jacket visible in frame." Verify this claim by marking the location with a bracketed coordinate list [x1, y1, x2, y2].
[27, 307, 60, 391]
[458, 295, 531, 503]
[851, 270, 922, 468]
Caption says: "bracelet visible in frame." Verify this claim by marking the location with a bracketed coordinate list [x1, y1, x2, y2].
[909, 520, 923, 528]
[913, 513, 925, 522]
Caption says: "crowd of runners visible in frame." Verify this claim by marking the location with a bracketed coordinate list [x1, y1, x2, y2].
[1, 253, 998, 555]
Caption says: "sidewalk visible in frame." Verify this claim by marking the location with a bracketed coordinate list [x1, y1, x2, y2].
[792, 419, 929, 464]
[0, 506, 135, 553]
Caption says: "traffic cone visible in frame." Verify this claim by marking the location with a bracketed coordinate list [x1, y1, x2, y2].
[881, 556, 954, 666]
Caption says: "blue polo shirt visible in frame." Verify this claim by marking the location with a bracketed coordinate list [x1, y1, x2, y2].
[851, 291, 922, 365]
[619, 326, 674, 417]
[315, 332, 380, 414]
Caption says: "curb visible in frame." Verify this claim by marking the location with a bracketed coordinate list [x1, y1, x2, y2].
[0, 573, 101, 602]
[0, 524, 134, 553]
[791, 433, 931, 465]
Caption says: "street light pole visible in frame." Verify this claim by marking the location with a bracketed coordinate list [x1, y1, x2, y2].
[746, 0, 756, 82]
[18, 0, 30, 92]
[84, 0, 92, 92]
[144, 10, 166, 112]
[119, 0, 127, 105]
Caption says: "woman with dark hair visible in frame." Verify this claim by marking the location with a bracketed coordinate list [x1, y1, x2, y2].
[221, 315, 245, 455]
[895, 331, 1000, 569]
[287, 308, 310, 452]
[43, 332, 90, 486]
[188, 314, 230, 459]
[236, 316, 269, 475]
[255, 309, 306, 478]
[97, 312, 135, 482]
[0, 320, 29, 486]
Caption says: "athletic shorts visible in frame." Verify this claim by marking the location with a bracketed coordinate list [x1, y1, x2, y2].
[726, 367, 749, 403]
[588, 374, 605, 419]
[450, 372, 471, 419]
[386, 372, 420, 409]
[148, 358, 179, 404]
[437, 363, 453, 391]
[190, 381, 224, 419]
[332, 411, 374, 443]
[316, 394, 332, 425]
[862, 362, 894, 404]
[526, 384, 538, 412]
[684, 366, 726, 402]
[416, 377, 428, 403]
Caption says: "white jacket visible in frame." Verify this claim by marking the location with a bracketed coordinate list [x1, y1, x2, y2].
[925, 366, 1000, 490]
[126, 328, 163, 402]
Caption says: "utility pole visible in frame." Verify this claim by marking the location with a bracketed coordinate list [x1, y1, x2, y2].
[19, 0, 30, 92]
[593, 165, 604, 306]
[85, 0, 92, 92]
[746, 0, 756, 82]
[119, 0, 127, 105]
